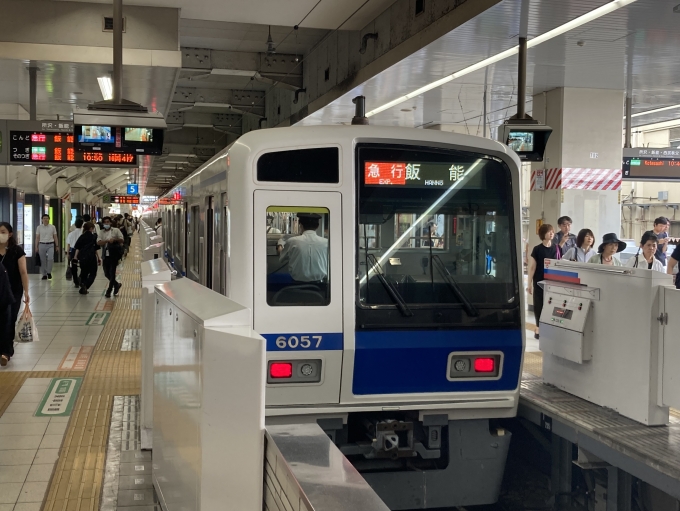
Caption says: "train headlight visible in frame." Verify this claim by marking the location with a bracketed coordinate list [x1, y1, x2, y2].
[300, 363, 314, 376]
[453, 359, 470, 372]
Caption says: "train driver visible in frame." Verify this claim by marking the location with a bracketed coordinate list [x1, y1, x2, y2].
[276, 213, 328, 284]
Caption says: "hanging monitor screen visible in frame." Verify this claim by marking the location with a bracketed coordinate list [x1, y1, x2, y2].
[506, 131, 534, 152]
[78, 126, 114, 143]
[74, 125, 164, 155]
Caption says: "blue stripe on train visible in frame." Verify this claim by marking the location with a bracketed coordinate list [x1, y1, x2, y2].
[353, 330, 523, 395]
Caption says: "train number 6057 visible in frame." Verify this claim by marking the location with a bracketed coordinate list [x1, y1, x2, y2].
[275, 335, 323, 349]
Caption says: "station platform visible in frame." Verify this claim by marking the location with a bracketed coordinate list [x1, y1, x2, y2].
[0, 238, 144, 511]
[520, 352, 680, 502]
[2, 237, 680, 510]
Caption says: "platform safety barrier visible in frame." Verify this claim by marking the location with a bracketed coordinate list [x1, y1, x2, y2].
[139, 258, 173, 449]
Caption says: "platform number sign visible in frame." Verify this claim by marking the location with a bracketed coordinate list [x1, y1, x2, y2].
[127, 183, 139, 195]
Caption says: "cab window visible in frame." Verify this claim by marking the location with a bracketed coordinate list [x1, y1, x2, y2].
[265, 207, 330, 306]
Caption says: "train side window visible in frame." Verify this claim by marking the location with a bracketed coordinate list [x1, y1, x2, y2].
[265, 206, 330, 306]
[257, 147, 339, 183]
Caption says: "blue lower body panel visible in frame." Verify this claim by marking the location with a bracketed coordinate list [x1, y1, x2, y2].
[353, 329, 522, 395]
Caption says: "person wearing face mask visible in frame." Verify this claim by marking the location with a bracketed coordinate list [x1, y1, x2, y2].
[625, 232, 665, 272]
[0, 222, 29, 366]
[526, 223, 559, 340]
[588, 233, 625, 265]
[97, 216, 125, 298]
[562, 229, 597, 262]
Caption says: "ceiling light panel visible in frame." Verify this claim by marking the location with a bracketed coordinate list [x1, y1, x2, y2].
[365, 0, 639, 117]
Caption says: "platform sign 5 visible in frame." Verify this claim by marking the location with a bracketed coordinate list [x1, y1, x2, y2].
[35, 378, 82, 417]
[128, 183, 139, 195]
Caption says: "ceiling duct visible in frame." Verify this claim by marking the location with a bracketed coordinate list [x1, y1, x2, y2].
[65, 168, 95, 184]
[47, 166, 69, 177]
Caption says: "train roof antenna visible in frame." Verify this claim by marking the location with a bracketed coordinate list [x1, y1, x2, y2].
[351, 96, 369, 125]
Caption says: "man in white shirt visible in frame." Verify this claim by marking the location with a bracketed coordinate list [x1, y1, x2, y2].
[277, 213, 329, 283]
[97, 216, 125, 298]
[35, 214, 59, 280]
[66, 219, 84, 287]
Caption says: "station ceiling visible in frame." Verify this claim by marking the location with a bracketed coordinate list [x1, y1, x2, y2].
[3, 0, 680, 198]
[299, 0, 680, 136]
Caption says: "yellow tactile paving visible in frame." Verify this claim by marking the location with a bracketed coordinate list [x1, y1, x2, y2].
[42, 240, 143, 511]
[523, 352, 543, 377]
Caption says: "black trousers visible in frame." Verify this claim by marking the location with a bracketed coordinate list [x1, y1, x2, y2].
[79, 259, 98, 289]
[0, 302, 13, 358]
[70, 257, 80, 285]
[103, 257, 120, 292]
[533, 283, 544, 326]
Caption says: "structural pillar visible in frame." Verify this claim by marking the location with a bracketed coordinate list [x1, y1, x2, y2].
[529, 88, 624, 245]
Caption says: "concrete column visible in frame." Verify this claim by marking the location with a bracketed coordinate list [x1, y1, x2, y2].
[529, 88, 624, 246]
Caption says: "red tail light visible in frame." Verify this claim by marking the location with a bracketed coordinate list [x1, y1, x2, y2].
[474, 357, 495, 373]
[270, 362, 293, 378]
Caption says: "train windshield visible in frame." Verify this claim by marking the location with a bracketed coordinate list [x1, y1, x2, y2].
[356, 144, 520, 328]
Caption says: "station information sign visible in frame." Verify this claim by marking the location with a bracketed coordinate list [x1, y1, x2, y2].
[9, 131, 137, 167]
[622, 148, 680, 181]
[104, 195, 141, 204]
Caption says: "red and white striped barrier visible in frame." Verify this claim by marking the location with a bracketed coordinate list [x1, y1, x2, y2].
[530, 168, 621, 191]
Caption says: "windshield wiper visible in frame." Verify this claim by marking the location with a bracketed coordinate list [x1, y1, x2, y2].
[366, 254, 413, 317]
[431, 255, 480, 317]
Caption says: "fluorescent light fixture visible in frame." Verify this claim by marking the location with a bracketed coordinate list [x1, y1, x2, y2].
[632, 118, 680, 133]
[98, 76, 113, 101]
[626, 104, 680, 119]
[366, 0, 639, 117]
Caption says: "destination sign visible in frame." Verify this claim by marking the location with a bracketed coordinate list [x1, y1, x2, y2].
[104, 195, 141, 204]
[622, 157, 680, 180]
[363, 161, 482, 188]
[9, 131, 137, 167]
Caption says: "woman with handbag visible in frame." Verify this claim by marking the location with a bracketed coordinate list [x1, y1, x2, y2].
[97, 216, 125, 298]
[0, 222, 29, 365]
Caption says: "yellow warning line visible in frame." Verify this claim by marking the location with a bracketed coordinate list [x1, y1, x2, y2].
[42, 240, 143, 511]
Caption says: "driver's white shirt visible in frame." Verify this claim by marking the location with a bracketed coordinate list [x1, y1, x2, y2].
[279, 230, 328, 282]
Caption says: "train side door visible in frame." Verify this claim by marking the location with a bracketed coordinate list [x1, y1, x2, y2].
[254, 190, 343, 406]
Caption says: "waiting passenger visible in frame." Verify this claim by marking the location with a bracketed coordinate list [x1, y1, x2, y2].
[588, 233, 625, 266]
[82, 214, 101, 237]
[277, 213, 328, 283]
[266, 214, 281, 234]
[0, 222, 29, 366]
[35, 214, 59, 280]
[554, 216, 576, 255]
[526, 223, 559, 340]
[626, 232, 665, 272]
[0, 260, 15, 367]
[562, 229, 596, 262]
[66, 218, 84, 287]
[644, 217, 669, 265]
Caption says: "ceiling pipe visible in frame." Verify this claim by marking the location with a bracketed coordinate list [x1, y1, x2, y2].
[47, 166, 68, 177]
[65, 168, 95, 185]
[113, 0, 123, 104]
[624, 97, 633, 148]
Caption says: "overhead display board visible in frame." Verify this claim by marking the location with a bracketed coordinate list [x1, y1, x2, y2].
[73, 108, 166, 156]
[622, 148, 680, 181]
[3, 121, 137, 167]
[104, 195, 141, 204]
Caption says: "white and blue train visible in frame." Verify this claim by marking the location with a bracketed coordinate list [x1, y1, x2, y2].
[148, 125, 525, 509]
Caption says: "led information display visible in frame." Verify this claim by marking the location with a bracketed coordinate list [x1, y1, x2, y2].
[104, 195, 141, 204]
[364, 161, 480, 188]
[8, 131, 137, 167]
[622, 157, 680, 180]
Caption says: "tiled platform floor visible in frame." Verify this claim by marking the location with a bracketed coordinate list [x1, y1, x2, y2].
[0, 239, 146, 511]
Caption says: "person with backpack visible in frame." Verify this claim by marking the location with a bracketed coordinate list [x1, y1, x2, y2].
[73, 222, 101, 294]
